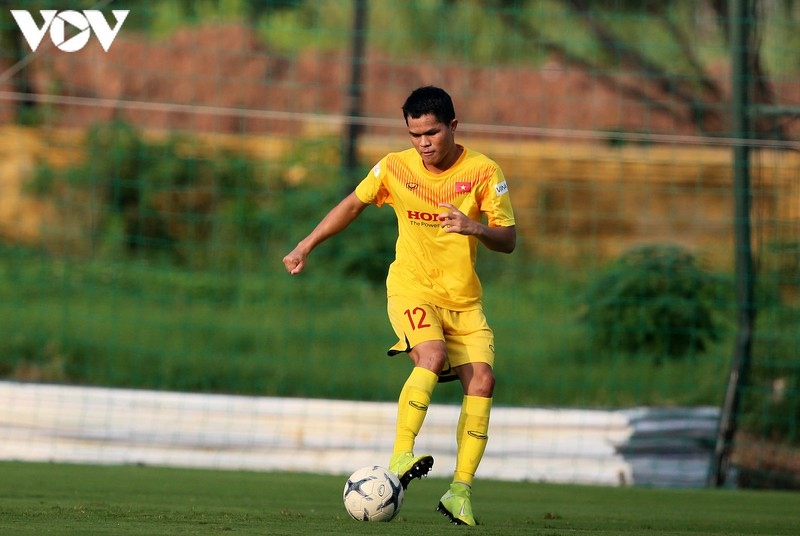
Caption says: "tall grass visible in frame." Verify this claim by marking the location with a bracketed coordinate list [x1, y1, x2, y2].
[0, 244, 733, 409]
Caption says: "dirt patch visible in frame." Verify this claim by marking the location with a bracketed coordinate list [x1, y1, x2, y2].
[733, 434, 800, 490]
[1, 24, 798, 263]
[0, 127, 70, 242]
[1, 23, 705, 137]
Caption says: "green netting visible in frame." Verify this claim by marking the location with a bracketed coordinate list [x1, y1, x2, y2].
[0, 0, 798, 489]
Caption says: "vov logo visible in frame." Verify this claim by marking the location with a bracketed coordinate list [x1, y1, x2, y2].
[10, 10, 129, 52]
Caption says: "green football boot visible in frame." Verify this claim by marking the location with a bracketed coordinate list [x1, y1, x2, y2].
[437, 482, 476, 526]
[389, 451, 434, 490]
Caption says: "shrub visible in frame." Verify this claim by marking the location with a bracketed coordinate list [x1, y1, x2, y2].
[27, 121, 394, 282]
[580, 244, 730, 363]
[29, 121, 274, 270]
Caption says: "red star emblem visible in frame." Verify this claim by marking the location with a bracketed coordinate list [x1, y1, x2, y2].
[455, 182, 472, 193]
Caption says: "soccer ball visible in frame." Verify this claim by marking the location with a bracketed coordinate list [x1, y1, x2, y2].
[342, 466, 404, 522]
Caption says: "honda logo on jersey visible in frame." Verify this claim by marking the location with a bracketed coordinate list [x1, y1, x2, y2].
[11, 10, 129, 52]
[407, 210, 439, 222]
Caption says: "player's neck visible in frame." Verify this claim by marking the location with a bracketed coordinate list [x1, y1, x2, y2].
[424, 145, 463, 174]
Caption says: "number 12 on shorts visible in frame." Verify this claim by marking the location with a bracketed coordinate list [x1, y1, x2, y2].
[404, 307, 431, 330]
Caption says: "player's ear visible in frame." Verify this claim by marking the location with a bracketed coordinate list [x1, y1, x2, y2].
[450, 119, 458, 132]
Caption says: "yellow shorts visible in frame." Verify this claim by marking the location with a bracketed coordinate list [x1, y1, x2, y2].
[386, 295, 495, 380]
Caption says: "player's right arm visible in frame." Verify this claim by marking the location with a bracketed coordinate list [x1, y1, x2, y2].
[282, 192, 369, 275]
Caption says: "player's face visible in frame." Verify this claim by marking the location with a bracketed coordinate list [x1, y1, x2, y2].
[407, 114, 459, 173]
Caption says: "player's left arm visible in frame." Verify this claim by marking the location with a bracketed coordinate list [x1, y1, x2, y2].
[437, 203, 516, 253]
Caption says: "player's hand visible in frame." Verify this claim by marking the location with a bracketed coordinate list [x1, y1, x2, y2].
[282, 248, 307, 275]
[438, 203, 474, 235]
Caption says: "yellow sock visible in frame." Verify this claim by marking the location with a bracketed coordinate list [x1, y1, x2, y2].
[393, 367, 438, 455]
[453, 395, 492, 486]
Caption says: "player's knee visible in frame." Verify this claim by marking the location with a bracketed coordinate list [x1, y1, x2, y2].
[477, 373, 495, 397]
[467, 368, 495, 397]
[410, 347, 448, 373]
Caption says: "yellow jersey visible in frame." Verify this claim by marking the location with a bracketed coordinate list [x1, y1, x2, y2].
[355, 145, 516, 310]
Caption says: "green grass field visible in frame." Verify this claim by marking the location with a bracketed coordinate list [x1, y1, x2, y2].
[1, 462, 797, 535]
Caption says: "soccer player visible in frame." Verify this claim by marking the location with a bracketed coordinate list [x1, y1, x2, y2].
[282, 85, 516, 526]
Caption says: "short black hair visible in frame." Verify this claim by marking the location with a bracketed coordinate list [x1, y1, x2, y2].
[402, 86, 456, 125]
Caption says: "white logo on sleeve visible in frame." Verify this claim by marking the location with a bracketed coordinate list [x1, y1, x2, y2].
[494, 180, 509, 196]
[372, 162, 381, 177]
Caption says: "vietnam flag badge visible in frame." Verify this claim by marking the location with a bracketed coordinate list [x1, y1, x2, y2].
[455, 181, 472, 193]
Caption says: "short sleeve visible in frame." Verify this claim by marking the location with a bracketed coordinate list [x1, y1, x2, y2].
[478, 166, 515, 227]
[355, 157, 392, 207]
